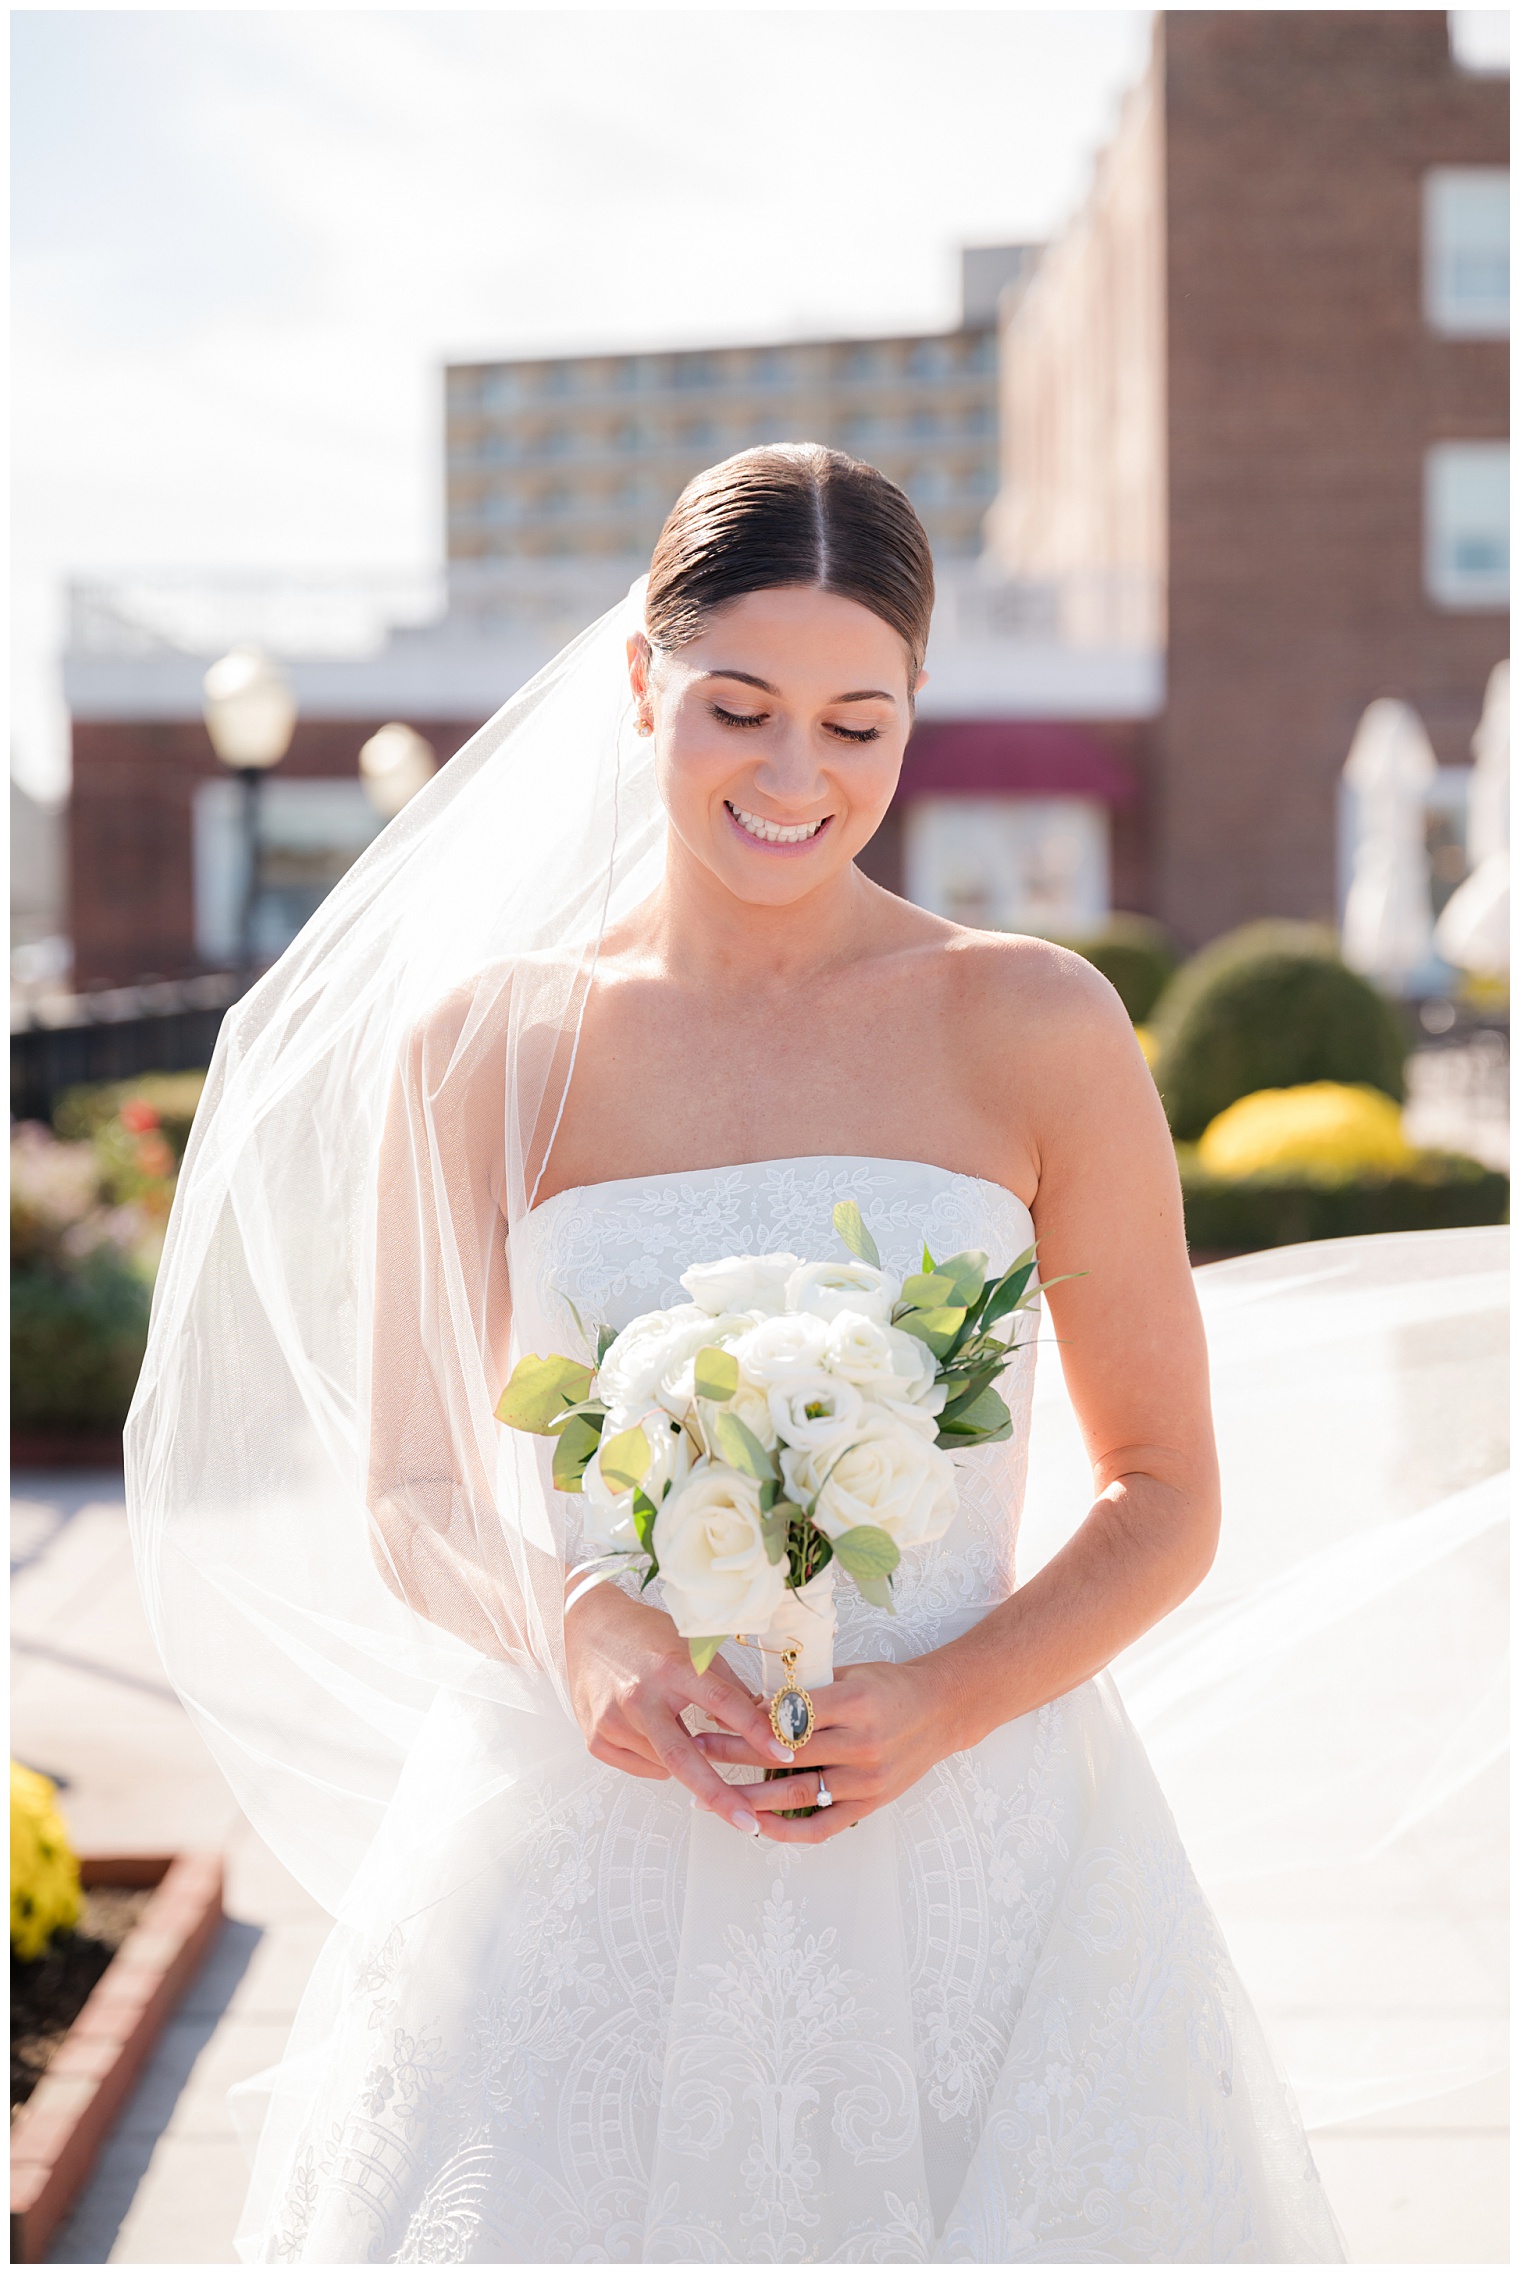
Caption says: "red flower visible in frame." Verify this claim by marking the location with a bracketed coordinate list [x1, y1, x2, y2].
[119, 1099, 160, 1134]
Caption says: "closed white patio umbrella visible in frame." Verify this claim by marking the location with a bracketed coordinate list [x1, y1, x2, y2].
[1435, 660, 1509, 979]
[1340, 697, 1438, 991]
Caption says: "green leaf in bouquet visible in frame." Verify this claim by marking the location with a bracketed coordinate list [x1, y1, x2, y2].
[922, 1243, 936, 1274]
[898, 1270, 957, 1312]
[852, 1569, 897, 1612]
[895, 1304, 967, 1360]
[939, 1416, 1013, 1449]
[495, 1352, 595, 1435]
[933, 1250, 989, 1308]
[598, 1424, 651, 1495]
[979, 1246, 1038, 1330]
[550, 1412, 603, 1493]
[833, 1199, 881, 1269]
[760, 1500, 796, 1565]
[694, 1346, 740, 1403]
[936, 1385, 1014, 1446]
[830, 1523, 901, 1581]
[938, 1361, 1011, 1424]
[687, 1635, 728, 1675]
[596, 1322, 618, 1364]
[631, 1487, 659, 1557]
[712, 1409, 778, 1482]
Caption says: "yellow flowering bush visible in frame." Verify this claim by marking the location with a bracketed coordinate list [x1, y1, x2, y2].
[11, 1760, 82, 1961]
[1197, 1082, 1416, 1182]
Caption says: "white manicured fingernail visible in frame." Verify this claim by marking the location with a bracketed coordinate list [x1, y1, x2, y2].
[768, 1740, 794, 1763]
[731, 1806, 760, 1835]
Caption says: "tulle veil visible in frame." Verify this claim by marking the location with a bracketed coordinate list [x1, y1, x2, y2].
[127, 582, 667, 1910]
[125, 579, 1506, 2152]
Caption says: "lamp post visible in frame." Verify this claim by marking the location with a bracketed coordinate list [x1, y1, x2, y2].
[202, 646, 297, 976]
[358, 722, 437, 821]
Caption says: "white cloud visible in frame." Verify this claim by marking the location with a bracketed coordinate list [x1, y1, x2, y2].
[12, 7, 1152, 797]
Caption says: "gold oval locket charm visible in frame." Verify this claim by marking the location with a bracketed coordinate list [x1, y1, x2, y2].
[767, 1646, 815, 1752]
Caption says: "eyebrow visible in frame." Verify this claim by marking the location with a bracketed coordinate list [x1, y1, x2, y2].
[701, 669, 896, 704]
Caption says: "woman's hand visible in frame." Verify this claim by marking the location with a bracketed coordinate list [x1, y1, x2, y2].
[564, 1582, 795, 1836]
[694, 1653, 967, 1844]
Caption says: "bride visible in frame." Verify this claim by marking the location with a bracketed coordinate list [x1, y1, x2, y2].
[129, 446, 1348, 2261]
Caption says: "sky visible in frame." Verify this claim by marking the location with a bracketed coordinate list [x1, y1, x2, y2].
[12, 6, 1155, 803]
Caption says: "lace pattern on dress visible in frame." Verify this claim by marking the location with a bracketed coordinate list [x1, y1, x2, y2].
[248, 1159, 1344, 2267]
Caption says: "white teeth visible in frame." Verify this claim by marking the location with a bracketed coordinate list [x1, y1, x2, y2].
[728, 803, 827, 845]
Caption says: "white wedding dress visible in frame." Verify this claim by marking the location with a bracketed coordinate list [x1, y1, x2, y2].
[237, 1154, 1346, 2264]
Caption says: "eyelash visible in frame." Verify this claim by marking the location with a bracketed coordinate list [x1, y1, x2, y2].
[711, 704, 882, 745]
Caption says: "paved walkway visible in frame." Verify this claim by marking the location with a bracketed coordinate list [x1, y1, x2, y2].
[12, 1474, 328, 2265]
[12, 1471, 1508, 2264]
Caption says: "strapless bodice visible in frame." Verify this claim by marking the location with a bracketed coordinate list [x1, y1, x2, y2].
[509, 1155, 1038, 1660]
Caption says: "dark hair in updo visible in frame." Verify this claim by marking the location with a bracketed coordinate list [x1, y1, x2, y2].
[644, 443, 935, 683]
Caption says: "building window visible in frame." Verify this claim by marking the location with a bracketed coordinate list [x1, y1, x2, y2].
[479, 369, 520, 411]
[904, 797, 1109, 934]
[1448, 10, 1509, 74]
[1424, 168, 1509, 337]
[1425, 441, 1509, 606]
[674, 354, 716, 390]
[750, 347, 793, 388]
[194, 781, 381, 965]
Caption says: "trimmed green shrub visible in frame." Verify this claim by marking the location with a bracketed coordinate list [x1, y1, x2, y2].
[53, 1070, 206, 1164]
[1060, 914, 1179, 1024]
[11, 1249, 152, 1430]
[1151, 922, 1408, 1141]
[1178, 1146, 1508, 1255]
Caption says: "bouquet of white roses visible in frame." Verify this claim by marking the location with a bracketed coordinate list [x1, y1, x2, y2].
[497, 1199, 1043, 1675]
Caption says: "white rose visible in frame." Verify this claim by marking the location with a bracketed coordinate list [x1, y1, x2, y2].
[726, 1380, 779, 1450]
[787, 1410, 958, 1552]
[680, 1253, 801, 1318]
[731, 1311, 829, 1389]
[824, 1311, 942, 1408]
[873, 1389, 945, 1435]
[785, 1258, 900, 1326]
[652, 1460, 788, 1639]
[580, 1412, 693, 1552]
[766, 1370, 866, 1454]
[597, 1305, 711, 1420]
[653, 1311, 766, 1418]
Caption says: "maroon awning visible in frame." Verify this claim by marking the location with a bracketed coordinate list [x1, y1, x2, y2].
[900, 720, 1138, 807]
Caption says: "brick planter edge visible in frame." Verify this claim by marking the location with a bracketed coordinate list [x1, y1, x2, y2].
[10, 1852, 225, 2264]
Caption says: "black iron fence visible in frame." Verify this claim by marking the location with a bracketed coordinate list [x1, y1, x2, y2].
[11, 974, 242, 1125]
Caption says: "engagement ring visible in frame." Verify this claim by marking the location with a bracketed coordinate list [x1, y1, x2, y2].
[815, 1776, 834, 1809]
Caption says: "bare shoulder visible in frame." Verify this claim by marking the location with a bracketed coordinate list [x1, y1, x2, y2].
[932, 927, 1134, 1053]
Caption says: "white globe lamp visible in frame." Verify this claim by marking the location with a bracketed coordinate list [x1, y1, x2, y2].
[359, 723, 437, 821]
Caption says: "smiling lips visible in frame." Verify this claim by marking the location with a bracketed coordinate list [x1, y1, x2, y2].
[726, 801, 831, 847]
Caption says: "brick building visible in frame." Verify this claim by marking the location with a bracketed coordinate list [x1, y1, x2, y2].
[57, 14, 1506, 988]
[61, 561, 1155, 987]
[987, 9, 1509, 946]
